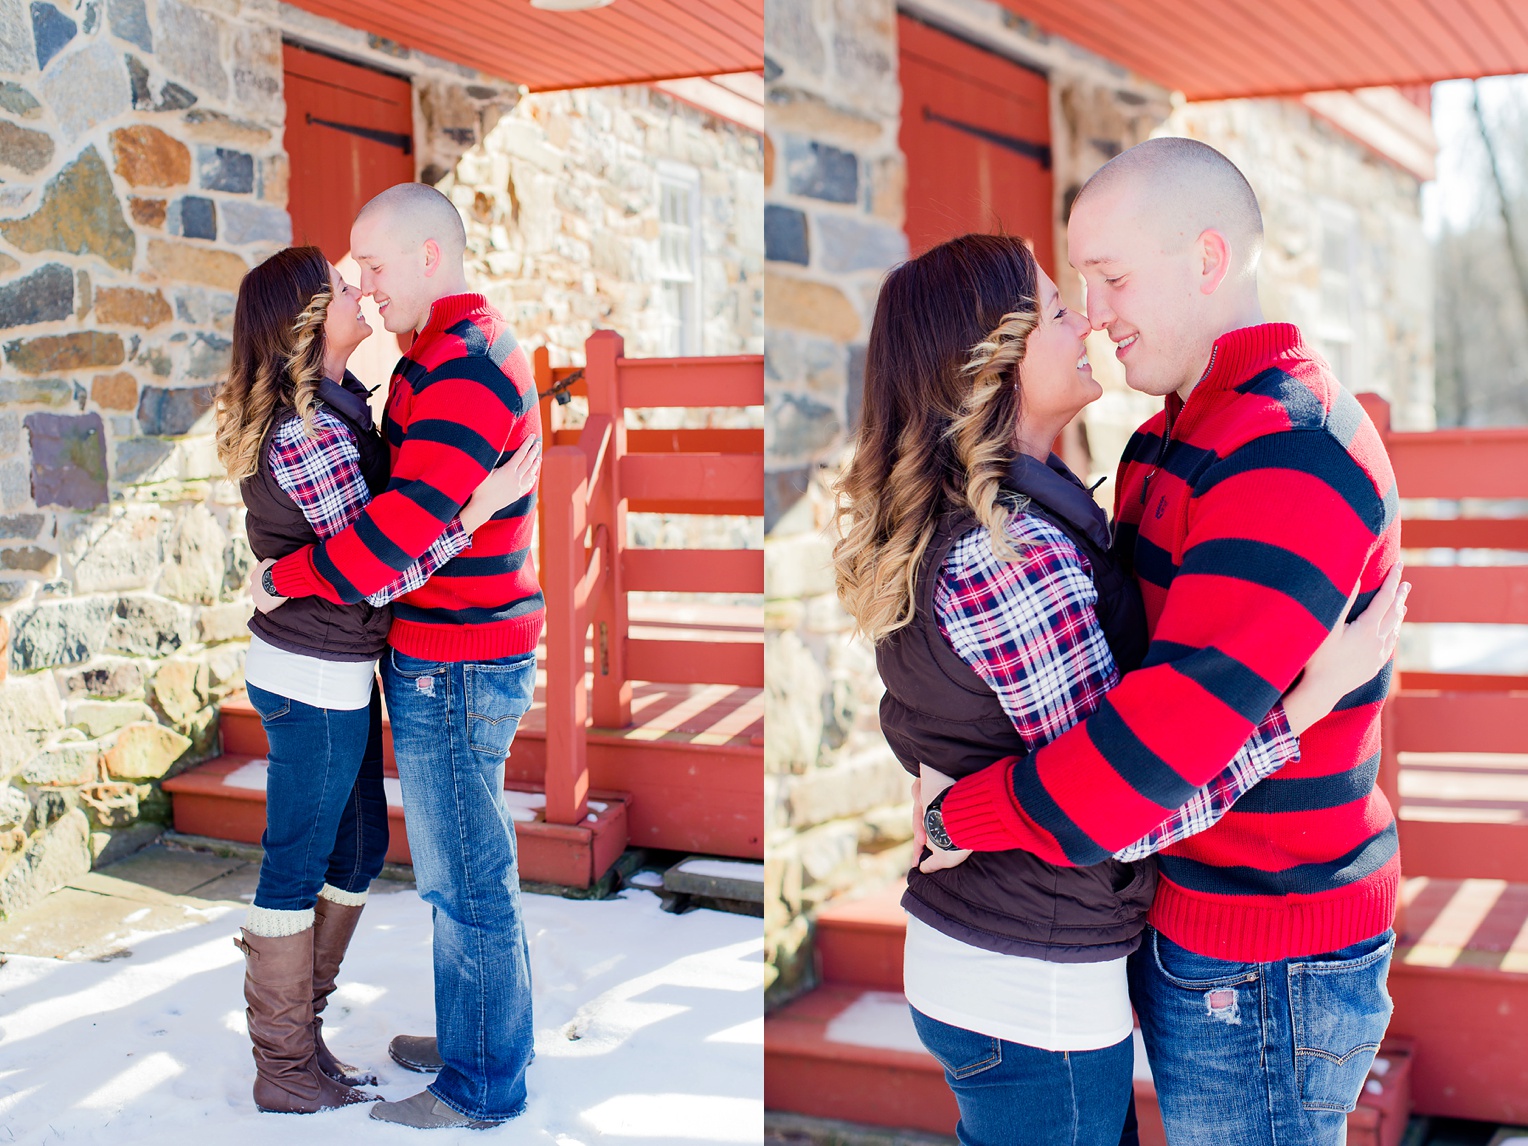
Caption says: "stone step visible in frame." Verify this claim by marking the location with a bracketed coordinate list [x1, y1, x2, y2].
[161, 753, 630, 890]
[763, 984, 1412, 1146]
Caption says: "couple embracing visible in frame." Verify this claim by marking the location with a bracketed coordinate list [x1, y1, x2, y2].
[213, 182, 543, 1129]
[834, 138, 1409, 1145]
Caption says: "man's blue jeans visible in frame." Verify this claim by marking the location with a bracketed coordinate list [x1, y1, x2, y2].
[247, 683, 390, 911]
[1129, 926, 1395, 1146]
[909, 1007, 1133, 1146]
[381, 648, 538, 1123]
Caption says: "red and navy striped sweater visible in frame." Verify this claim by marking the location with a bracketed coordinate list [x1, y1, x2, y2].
[271, 293, 544, 662]
[939, 323, 1401, 962]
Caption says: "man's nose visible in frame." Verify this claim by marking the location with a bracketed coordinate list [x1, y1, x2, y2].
[1085, 294, 1113, 331]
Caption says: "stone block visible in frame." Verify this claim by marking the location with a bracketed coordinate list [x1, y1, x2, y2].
[6, 331, 124, 374]
[39, 41, 131, 142]
[106, 595, 193, 657]
[764, 628, 826, 774]
[0, 3, 33, 74]
[94, 287, 172, 329]
[79, 781, 138, 828]
[783, 749, 910, 829]
[135, 343, 171, 377]
[110, 124, 192, 188]
[767, 390, 840, 464]
[68, 699, 154, 738]
[58, 657, 144, 698]
[765, 466, 811, 535]
[1, 546, 56, 573]
[765, 204, 809, 265]
[129, 197, 167, 228]
[0, 83, 41, 119]
[146, 239, 247, 289]
[31, 2, 75, 70]
[71, 505, 165, 593]
[101, 721, 190, 780]
[764, 0, 825, 78]
[0, 671, 65, 780]
[784, 138, 858, 204]
[198, 147, 254, 194]
[220, 200, 292, 245]
[0, 377, 72, 406]
[197, 599, 251, 643]
[9, 597, 114, 672]
[183, 332, 230, 379]
[0, 514, 45, 540]
[764, 272, 860, 341]
[108, 0, 151, 52]
[793, 818, 861, 884]
[0, 263, 72, 330]
[136, 384, 214, 436]
[173, 195, 216, 240]
[0, 807, 91, 919]
[0, 119, 54, 175]
[0, 783, 30, 831]
[230, 24, 281, 120]
[25, 412, 109, 510]
[21, 737, 99, 786]
[157, 0, 226, 99]
[0, 147, 136, 271]
[159, 503, 225, 605]
[764, 532, 837, 600]
[113, 437, 174, 484]
[817, 214, 908, 274]
[87, 371, 137, 412]
[846, 343, 867, 431]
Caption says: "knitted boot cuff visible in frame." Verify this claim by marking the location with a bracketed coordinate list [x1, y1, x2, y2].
[317, 883, 369, 907]
[244, 904, 315, 937]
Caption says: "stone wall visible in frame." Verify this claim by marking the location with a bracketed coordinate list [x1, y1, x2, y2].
[762, 0, 1434, 1003]
[0, 0, 763, 918]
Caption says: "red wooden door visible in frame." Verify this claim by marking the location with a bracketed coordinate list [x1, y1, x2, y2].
[897, 15, 1054, 270]
[282, 42, 416, 403]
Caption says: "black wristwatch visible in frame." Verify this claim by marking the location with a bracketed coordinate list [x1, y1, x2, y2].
[262, 564, 279, 598]
[924, 787, 958, 851]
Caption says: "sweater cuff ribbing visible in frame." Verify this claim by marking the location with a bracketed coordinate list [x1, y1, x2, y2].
[271, 547, 322, 600]
[940, 757, 1028, 851]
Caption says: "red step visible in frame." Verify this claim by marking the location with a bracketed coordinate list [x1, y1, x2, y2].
[1397, 751, 1528, 881]
[217, 666, 763, 860]
[163, 753, 630, 889]
[768, 880, 1412, 1142]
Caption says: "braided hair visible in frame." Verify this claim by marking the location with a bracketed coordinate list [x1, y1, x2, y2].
[215, 246, 333, 482]
[833, 233, 1039, 641]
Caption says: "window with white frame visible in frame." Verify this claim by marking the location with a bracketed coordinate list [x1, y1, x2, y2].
[1311, 201, 1363, 388]
[656, 163, 702, 357]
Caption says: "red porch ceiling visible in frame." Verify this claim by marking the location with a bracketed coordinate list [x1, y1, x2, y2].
[1000, 0, 1528, 99]
[285, 0, 762, 92]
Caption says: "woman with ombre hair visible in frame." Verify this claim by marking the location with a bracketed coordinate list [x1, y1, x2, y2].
[831, 232, 1402, 1145]
[214, 246, 538, 1115]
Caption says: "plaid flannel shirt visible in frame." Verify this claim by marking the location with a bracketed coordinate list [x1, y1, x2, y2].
[268, 407, 470, 608]
[934, 513, 1298, 863]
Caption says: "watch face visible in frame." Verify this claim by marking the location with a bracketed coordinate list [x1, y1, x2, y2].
[925, 806, 954, 851]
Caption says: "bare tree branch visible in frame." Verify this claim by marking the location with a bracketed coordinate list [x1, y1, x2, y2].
[1471, 80, 1528, 316]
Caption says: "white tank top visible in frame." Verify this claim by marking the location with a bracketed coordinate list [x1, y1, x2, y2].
[243, 633, 377, 712]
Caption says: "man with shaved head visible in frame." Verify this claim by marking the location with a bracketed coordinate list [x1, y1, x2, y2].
[255, 182, 543, 1130]
[923, 138, 1402, 1143]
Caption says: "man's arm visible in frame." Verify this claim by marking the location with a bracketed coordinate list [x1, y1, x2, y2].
[938, 429, 1395, 865]
[270, 355, 525, 604]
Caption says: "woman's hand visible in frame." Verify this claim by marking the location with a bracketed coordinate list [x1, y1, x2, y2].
[249, 557, 288, 614]
[1283, 564, 1409, 734]
[914, 763, 973, 874]
[460, 436, 542, 533]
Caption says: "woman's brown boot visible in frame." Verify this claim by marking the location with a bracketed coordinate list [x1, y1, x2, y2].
[235, 927, 379, 1113]
[311, 892, 377, 1086]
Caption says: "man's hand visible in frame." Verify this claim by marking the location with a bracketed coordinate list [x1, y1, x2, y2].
[915, 763, 973, 874]
[250, 557, 289, 614]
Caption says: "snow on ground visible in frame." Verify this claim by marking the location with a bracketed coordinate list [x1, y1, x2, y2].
[0, 888, 763, 1145]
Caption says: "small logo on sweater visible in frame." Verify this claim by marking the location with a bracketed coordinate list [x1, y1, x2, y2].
[416, 675, 435, 696]
[1155, 496, 1168, 519]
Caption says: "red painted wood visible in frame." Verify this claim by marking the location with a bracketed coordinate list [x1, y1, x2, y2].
[280, 0, 763, 93]
[282, 43, 414, 265]
[1385, 426, 1528, 498]
[625, 639, 763, 688]
[618, 356, 765, 408]
[620, 454, 764, 511]
[1404, 565, 1528, 625]
[897, 13, 1054, 268]
[1391, 693, 1528, 754]
[623, 549, 764, 594]
[1401, 518, 1528, 550]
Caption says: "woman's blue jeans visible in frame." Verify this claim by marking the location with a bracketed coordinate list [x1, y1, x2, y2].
[381, 648, 538, 1124]
[247, 681, 390, 911]
[909, 1007, 1134, 1146]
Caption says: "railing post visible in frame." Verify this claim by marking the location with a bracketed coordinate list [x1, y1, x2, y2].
[541, 445, 590, 827]
[586, 330, 631, 730]
[534, 345, 554, 588]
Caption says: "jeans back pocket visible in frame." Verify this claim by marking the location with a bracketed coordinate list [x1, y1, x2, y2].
[909, 1007, 1003, 1080]
[1288, 931, 1395, 1113]
[465, 656, 537, 758]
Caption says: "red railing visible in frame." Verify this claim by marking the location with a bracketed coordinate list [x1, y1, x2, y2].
[1358, 395, 1528, 881]
[534, 330, 764, 828]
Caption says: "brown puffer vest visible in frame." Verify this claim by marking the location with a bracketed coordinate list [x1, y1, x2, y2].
[877, 453, 1157, 962]
[242, 374, 392, 661]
